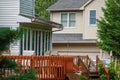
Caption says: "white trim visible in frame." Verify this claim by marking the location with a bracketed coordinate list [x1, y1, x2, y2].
[26, 29, 28, 50]
[61, 12, 76, 28]
[37, 31, 39, 55]
[50, 32, 52, 50]
[52, 40, 96, 43]
[67, 13, 69, 27]
[80, 0, 94, 10]
[40, 31, 43, 55]
[30, 30, 32, 50]
[47, 32, 49, 51]
[44, 32, 46, 54]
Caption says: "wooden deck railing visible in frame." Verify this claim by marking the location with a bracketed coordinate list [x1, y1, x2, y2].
[77, 56, 90, 79]
[77, 55, 98, 79]
[86, 55, 96, 72]
[0, 55, 79, 80]
[96, 56, 110, 80]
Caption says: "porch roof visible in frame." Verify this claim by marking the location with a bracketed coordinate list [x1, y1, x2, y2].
[19, 14, 63, 31]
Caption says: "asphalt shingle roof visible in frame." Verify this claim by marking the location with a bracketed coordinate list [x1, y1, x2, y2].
[47, 0, 89, 11]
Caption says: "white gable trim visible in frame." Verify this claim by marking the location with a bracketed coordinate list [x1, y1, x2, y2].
[17, 15, 32, 23]
[80, 0, 94, 10]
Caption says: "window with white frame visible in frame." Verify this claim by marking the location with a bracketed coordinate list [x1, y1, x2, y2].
[89, 10, 96, 25]
[61, 13, 76, 27]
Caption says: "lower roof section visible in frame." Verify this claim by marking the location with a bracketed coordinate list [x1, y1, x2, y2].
[52, 33, 96, 43]
[19, 14, 63, 32]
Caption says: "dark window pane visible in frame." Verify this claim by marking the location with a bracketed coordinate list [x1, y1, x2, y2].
[28, 29, 30, 50]
[32, 30, 34, 50]
[90, 10, 96, 18]
[90, 18, 96, 24]
[90, 10, 96, 24]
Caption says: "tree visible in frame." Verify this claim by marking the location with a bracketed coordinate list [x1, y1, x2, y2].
[97, 0, 120, 56]
[0, 28, 36, 79]
[0, 28, 21, 78]
[35, 0, 57, 20]
[0, 28, 22, 54]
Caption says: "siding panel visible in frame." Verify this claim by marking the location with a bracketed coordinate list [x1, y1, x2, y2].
[20, 0, 34, 16]
[0, 0, 19, 27]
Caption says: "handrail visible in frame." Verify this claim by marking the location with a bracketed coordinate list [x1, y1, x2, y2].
[73, 64, 82, 72]
[86, 55, 97, 72]
[78, 56, 90, 79]
[96, 56, 109, 80]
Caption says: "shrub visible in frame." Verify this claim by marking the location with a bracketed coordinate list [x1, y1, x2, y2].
[100, 74, 106, 80]
[79, 75, 87, 80]
[0, 58, 18, 69]
[98, 64, 107, 80]
[1, 69, 36, 80]
[109, 62, 118, 80]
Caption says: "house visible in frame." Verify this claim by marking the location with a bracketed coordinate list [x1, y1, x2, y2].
[0, 0, 63, 55]
[47, 0, 110, 59]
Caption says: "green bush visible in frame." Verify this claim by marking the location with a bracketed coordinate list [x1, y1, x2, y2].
[1, 69, 36, 80]
[0, 58, 18, 69]
[80, 75, 87, 80]
[109, 62, 118, 80]
[98, 64, 107, 80]
[100, 74, 106, 80]
[98, 62, 120, 80]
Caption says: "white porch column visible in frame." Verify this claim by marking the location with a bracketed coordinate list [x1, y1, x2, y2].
[99, 49, 103, 59]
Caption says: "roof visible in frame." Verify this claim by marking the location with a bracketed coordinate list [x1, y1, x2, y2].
[52, 34, 96, 43]
[47, 0, 89, 11]
[19, 14, 63, 31]
[33, 16, 63, 31]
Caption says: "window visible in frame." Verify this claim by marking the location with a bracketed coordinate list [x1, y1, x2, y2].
[89, 10, 96, 25]
[22, 28, 51, 55]
[61, 13, 76, 27]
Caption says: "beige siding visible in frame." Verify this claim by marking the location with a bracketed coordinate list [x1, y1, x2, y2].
[0, 0, 19, 27]
[53, 43, 110, 59]
[53, 43, 100, 59]
[83, 0, 105, 39]
[53, 43, 99, 53]
[51, 0, 105, 39]
[51, 11, 84, 34]
[50, 0, 109, 59]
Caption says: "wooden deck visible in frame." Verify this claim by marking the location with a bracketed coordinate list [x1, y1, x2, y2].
[0, 55, 81, 80]
[0, 55, 109, 80]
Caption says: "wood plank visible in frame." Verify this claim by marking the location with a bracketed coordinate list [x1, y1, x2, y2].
[66, 73, 80, 80]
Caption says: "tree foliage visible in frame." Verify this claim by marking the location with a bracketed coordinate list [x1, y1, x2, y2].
[1, 69, 36, 80]
[97, 0, 120, 56]
[35, 0, 57, 20]
[0, 28, 22, 54]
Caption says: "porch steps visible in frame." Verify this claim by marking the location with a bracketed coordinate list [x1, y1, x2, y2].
[89, 72, 99, 80]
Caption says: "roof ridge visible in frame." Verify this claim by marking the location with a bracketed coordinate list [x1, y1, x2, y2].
[47, 0, 89, 11]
